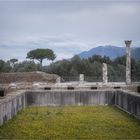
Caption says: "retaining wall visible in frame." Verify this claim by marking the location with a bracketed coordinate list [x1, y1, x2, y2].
[0, 92, 26, 126]
[115, 90, 140, 119]
[0, 89, 140, 126]
[26, 90, 115, 106]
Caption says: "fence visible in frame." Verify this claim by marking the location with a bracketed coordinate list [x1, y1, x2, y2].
[84, 76, 102, 82]
[61, 76, 79, 82]
[61, 74, 140, 83]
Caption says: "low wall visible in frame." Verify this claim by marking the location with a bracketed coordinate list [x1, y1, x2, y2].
[0, 89, 140, 126]
[115, 90, 140, 119]
[0, 92, 26, 126]
[26, 90, 115, 106]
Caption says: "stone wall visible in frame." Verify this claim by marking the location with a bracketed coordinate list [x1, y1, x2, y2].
[0, 92, 26, 125]
[115, 90, 140, 119]
[26, 90, 116, 106]
[0, 89, 140, 126]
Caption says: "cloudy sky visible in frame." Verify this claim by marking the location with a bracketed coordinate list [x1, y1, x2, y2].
[0, 0, 140, 64]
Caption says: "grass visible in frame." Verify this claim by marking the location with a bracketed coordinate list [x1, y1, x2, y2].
[0, 106, 140, 140]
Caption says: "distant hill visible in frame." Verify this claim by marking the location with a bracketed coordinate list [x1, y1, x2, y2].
[78, 45, 140, 60]
[131, 47, 140, 60]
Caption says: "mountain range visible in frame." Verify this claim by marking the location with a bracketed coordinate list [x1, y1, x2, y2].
[78, 45, 140, 60]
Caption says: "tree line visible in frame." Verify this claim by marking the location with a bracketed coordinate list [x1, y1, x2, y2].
[0, 48, 140, 82]
[0, 48, 56, 72]
[0, 52, 140, 82]
[44, 55, 140, 82]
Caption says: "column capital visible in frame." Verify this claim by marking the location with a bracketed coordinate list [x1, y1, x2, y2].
[125, 40, 132, 46]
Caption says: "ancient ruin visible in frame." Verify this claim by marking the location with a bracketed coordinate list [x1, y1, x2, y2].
[102, 63, 108, 84]
[125, 40, 132, 84]
[0, 41, 140, 127]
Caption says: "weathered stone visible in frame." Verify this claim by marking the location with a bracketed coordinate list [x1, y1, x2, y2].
[79, 74, 84, 84]
[102, 63, 108, 84]
[32, 83, 40, 89]
[56, 77, 61, 83]
[9, 83, 17, 89]
[0, 91, 26, 126]
[125, 40, 131, 84]
[1, 89, 140, 126]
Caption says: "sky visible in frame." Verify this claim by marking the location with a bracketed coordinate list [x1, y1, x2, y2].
[0, 0, 140, 65]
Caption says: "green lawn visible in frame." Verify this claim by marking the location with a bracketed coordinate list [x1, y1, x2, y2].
[0, 106, 140, 140]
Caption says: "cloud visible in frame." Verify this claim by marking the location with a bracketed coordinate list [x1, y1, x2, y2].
[0, 1, 140, 41]
[0, 35, 92, 65]
[0, 0, 140, 64]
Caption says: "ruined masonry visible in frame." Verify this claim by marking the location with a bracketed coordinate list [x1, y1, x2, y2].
[125, 40, 131, 85]
[102, 63, 108, 84]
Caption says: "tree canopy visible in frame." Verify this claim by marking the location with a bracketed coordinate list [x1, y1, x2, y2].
[26, 48, 56, 65]
[10, 58, 18, 68]
[0, 54, 140, 82]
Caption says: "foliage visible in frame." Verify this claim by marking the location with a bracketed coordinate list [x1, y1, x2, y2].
[44, 55, 140, 82]
[13, 61, 41, 72]
[0, 60, 5, 72]
[9, 58, 18, 72]
[88, 55, 112, 64]
[26, 48, 56, 65]
[0, 54, 140, 82]
[0, 60, 12, 72]
[132, 60, 140, 81]
[113, 55, 126, 65]
[0, 106, 140, 139]
[10, 58, 18, 66]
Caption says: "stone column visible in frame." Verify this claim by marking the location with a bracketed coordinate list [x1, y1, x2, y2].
[102, 63, 108, 84]
[56, 77, 61, 83]
[125, 40, 131, 84]
[79, 74, 84, 84]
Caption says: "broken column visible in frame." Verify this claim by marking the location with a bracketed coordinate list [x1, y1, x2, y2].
[79, 74, 84, 84]
[56, 77, 61, 83]
[125, 40, 131, 84]
[102, 63, 108, 84]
